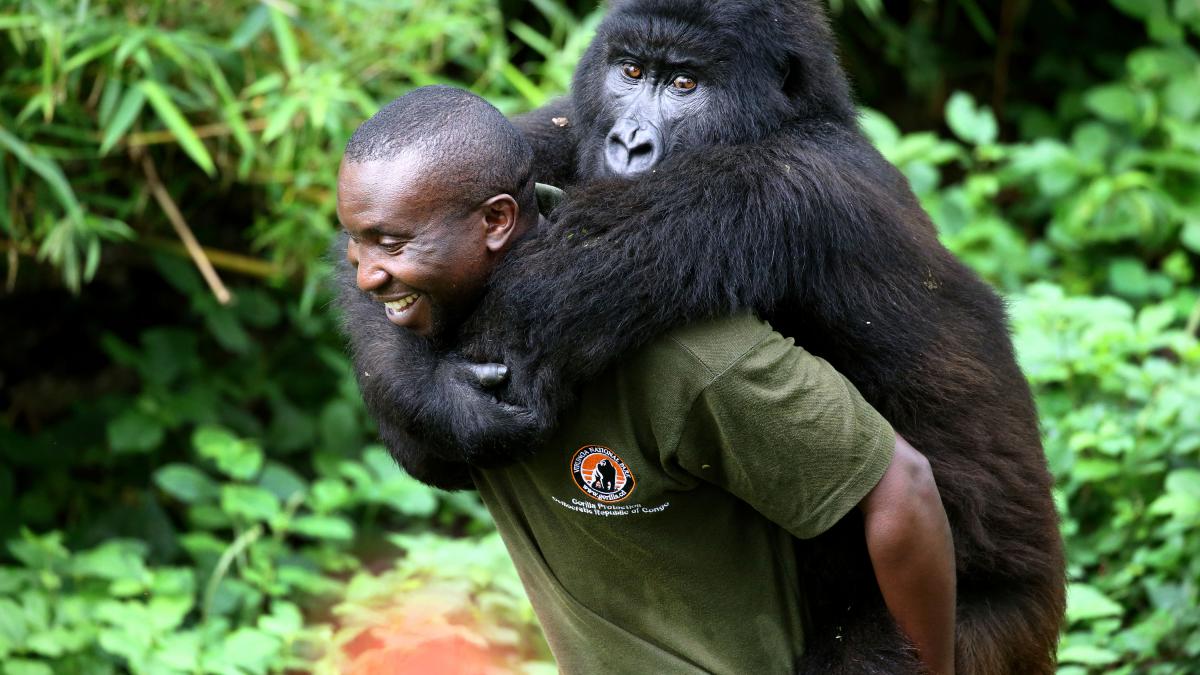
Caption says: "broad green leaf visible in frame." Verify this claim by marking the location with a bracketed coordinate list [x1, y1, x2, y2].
[289, 515, 354, 541]
[1058, 644, 1120, 666]
[99, 86, 146, 154]
[258, 462, 306, 502]
[138, 80, 215, 176]
[1066, 583, 1123, 623]
[1165, 468, 1200, 497]
[0, 599, 27, 647]
[194, 426, 263, 480]
[154, 464, 219, 503]
[107, 408, 165, 454]
[945, 91, 998, 145]
[220, 485, 281, 522]
[1182, 219, 1200, 253]
[1085, 85, 1140, 124]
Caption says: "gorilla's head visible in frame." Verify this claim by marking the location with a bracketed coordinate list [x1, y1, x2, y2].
[572, 0, 857, 179]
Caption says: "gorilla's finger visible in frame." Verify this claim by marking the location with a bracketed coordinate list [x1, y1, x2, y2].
[469, 363, 510, 388]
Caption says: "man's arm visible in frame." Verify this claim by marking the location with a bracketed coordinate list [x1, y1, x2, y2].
[860, 434, 956, 675]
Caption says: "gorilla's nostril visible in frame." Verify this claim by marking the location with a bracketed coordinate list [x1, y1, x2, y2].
[628, 141, 653, 159]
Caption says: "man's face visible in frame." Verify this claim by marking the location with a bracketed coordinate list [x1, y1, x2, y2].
[337, 157, 493, 340]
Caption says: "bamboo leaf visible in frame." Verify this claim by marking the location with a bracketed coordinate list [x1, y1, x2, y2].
[62, 33, 121, 73]
[262, 96, 303, 143]
[99, 86, 145, 154]
[269, 8, 301, 77]
[229, 5, 270, 50]
[114, 31, 147, 65]
[0, 126, 84, 223]
[500, 63, 547, 108]
[0, 15, 39, 30]
[138, 80, 216, 176]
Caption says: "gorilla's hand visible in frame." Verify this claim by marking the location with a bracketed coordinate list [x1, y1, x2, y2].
[467, 363, 510, 388]
[334, 244, 544, 482]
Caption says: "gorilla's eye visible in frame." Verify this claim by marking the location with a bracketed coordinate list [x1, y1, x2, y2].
[672, 76, 697, 91]
[621, 62, 643, 80]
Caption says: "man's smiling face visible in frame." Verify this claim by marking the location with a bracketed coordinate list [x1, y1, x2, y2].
[337, 155, 492, 340]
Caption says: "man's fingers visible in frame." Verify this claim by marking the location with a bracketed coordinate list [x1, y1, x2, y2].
[469, 363, 510, 388]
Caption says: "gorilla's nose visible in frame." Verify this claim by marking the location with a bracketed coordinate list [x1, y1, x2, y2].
[605, 118, 661, 176]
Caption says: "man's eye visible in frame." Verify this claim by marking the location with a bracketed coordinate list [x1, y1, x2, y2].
[621, 62, 643, 79]
[381, 240, 406, 253]
[673, 76, 696, 91]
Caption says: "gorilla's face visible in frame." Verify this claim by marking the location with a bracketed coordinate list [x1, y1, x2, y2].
[572, 2, 806, 180]
[598, 58, 711, 177]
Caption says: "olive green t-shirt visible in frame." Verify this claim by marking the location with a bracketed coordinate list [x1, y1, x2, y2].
[472, 314, 895, 674]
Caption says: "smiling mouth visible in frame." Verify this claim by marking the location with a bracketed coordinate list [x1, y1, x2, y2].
[384, 294, 421, 317]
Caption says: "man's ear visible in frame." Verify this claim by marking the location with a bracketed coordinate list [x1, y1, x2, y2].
[481, 194, 520, 252]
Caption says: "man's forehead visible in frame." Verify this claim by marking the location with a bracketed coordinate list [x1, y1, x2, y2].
[336, 154, 444, 217]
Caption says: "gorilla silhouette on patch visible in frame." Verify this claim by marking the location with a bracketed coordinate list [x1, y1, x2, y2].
[591, 459, 617, 492]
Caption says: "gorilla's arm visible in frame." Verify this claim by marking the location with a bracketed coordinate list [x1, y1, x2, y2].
[334, 246, 539, 488]
[511, 96, 580, 187]
[457, 127, 950, 434]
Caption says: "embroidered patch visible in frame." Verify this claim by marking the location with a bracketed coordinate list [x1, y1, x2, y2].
[570, 445, 636, 503]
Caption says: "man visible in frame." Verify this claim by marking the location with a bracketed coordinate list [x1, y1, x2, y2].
[336, 86, 956, 674]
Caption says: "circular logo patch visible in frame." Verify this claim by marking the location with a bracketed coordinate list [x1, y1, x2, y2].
[570, 445, 636, 503]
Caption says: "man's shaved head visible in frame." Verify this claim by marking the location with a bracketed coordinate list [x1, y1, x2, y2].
[343, 85, 535, 216]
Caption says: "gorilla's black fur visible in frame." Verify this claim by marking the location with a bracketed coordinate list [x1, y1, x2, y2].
[336, 1, 1066, 672]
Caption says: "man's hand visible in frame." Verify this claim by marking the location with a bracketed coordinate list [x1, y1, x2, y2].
[860, 435, 956, 675]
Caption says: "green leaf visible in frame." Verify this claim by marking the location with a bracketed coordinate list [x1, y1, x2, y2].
[269, 8, 301, 77]
[99, 86, 146, 155]
[1066, 583, 1123, 623]
[62, 34, 121, 73]
[258, 462, 306, 502]
[154, 464, 219, 503]
[3, 660, 55, 675]
[1085, 85, 1140, 124]
[107, 409, 165, 454]
[1057, 644, 1120, 666]
[220, 485, 281, 522]
[0, 127, 84, 223]
[1182, 219, 1200, 253]
[193, 426, 263, 480]
[945, 92, 998, 145]
[0, 599, 27, 647]
[222, 628, 282, 670]
[1166, 468, 1200, 497]
[138, 80, 215, 176]
[289, 514, 354, 541]
[261, 96, 303, 143]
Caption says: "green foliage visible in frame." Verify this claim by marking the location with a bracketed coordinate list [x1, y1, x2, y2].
[1, 0, 1198, 673]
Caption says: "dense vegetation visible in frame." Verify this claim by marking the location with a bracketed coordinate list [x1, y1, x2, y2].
[1, 0, 1197, 672]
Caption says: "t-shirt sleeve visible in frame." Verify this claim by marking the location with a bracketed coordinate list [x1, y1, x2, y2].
[668, 330, 895, 539]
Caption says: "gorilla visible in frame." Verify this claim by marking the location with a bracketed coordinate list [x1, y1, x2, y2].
[335, 1, 1066, 672]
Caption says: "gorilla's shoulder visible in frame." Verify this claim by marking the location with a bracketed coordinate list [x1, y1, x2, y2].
[637, 314, 778, 379]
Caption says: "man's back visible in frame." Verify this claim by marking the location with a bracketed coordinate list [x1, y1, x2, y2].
[473, 314, 895, 674]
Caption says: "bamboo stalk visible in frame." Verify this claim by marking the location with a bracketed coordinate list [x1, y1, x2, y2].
[140, 154, 233, 305]
[122, 117, 270, 148]
[142, 235, 282, 279]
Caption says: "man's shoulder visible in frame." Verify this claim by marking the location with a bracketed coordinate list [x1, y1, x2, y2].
[634, 314, 780, 382]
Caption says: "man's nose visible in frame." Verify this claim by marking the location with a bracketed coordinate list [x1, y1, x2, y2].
[353, 249, 389, 292]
